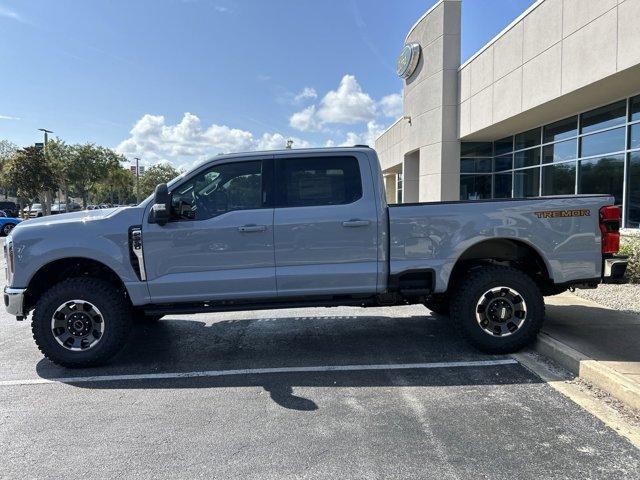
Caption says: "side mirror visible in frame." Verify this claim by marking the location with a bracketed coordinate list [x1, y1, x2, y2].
[149, 183, 170, 226]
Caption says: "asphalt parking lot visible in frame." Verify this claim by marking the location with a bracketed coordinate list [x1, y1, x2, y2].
[1, 302, 639, 479]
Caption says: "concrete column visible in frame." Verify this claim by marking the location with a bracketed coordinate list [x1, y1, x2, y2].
[383, 174, 397, 204]
[403, 151, 420, 203]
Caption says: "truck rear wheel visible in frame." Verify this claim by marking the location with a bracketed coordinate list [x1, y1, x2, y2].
[32, 278, 132, 368]
[450, 266, 544, 354]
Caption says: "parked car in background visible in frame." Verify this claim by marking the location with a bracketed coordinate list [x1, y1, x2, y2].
[51, 202, 82, 215]
[0, 201, 18, 218]
[0, 216, 21, 236]
[23, 204, 43, 218]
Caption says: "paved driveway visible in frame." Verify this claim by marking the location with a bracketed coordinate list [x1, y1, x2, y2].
[1, 303, 639, 479]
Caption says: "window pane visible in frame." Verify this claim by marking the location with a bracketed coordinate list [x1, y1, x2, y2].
[580, 127, 625, 157]
[515, 127, 541, 150]
[630, 123, 640, 150]
[461, 142, 492, 157]
[461, 158, 492, 173]
[513, 168, 540, 198]
[542, 139, 577, 164]
[578, 154, 624, 205]
[493, 173, 512, 198]
[632, 95, 640, 122]
[627, 152, 640, 228]
[542, 162, 575, 196]
[494, 154, 513, 172]
[544, 116, 578, 143]
[580, 100, 626, 134]
[514, 148, 541, 169]
[278, 156, 362, 207]
[494, 136, 513, 156]
[171, 161, 263, 221]
[460, 175, 492, 200]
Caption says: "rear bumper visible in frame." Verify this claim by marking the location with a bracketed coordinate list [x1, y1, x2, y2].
[602, 255, 628, 284]
[4, 287, 26, 317]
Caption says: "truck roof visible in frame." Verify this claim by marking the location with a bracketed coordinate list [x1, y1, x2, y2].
[209, 145, 374, 162]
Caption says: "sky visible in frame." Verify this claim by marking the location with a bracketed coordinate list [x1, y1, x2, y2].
[0, 0, 535, 170]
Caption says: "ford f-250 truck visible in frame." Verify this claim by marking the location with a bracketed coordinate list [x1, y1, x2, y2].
[3, 147, 627, 367]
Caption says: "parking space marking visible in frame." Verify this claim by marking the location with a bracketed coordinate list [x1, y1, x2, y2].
[0, 358, 518, 387]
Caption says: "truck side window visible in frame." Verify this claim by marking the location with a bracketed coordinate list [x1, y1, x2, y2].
[170, 161, 263, 221]
[276, 156, 362, 207]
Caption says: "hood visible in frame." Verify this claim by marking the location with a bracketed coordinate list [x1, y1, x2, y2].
[17, 207, 124, 228]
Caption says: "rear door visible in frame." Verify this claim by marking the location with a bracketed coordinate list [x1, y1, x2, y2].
[273, 153, 379, 296]
[143, 155, 276, 303]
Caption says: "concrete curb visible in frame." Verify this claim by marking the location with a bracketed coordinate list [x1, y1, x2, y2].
[535, 332, 640, 411]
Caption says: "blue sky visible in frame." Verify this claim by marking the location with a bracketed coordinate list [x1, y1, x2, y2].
[0, 0, 534, 169]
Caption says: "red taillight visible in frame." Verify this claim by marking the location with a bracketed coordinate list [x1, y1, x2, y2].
[599, 205, 621, 254]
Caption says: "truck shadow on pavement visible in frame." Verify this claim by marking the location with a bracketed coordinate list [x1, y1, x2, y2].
[35, 313, 542, 411]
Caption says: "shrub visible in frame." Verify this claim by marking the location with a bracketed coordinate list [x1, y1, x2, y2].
[619, 235, 640, 283]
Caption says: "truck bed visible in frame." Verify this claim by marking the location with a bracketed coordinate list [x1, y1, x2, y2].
[388, 195, 614, 293]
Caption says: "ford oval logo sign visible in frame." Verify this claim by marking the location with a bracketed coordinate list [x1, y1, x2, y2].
[396, 43, 421, 79]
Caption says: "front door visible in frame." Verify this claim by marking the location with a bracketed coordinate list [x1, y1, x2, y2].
[142, 156, 276, 304]
[273, 153, 379, 297]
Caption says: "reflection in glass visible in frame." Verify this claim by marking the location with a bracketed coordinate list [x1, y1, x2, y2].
[494, 154, 513, 172]
[542, 162, 575, 196]
[632, 95, 640, 122]
[580, 127, 625, 158]
[460, 175, 491, 200]
[628, 153, 640, 228]
[544, 116, 577, 143]
[515, 128, 541, 150]
[494, 136, 513, 156]
[514, 148, 541, 169]
[578, 154, 624, 205]
[580, 100, 626, 134]
[514, 168, 540, 198]
[542, 139, 576, 164]
[630, 124, 640, 150]
[493, 173, 512, 198]
[461, 142, 492, 157]
[461, 158, 492, 173]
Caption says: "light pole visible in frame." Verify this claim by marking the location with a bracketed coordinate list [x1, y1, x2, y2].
[134, 157, 140, 204]
[38, 128, 54, 215]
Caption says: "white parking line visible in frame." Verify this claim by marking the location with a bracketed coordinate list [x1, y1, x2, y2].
[0, 359, 518, 387]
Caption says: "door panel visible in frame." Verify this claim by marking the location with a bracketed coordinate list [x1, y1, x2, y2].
[143, 209, 275, 303]
[273, 154, 379, 296]
[142, 156, 276, 303]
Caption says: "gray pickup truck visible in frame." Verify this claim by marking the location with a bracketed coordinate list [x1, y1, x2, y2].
[3, 147, 627, 367]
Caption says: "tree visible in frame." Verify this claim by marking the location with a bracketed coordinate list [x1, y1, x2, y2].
[138, 163, 181, 200]
[45, 138, 73, 206]
[66, 144, 121, 208]
[0, 140, 18, 199]
[5, 146, 56, 212]
[93, 165, 135, 205]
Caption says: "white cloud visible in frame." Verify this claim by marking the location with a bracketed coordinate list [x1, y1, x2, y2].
[294, 87, 317, 103]
[317, 74, 376, 124]
[0, 6, 21, 21]
[289, 105, 321, 132]
[214, 5, 229, 13]
[117, 112, 313, 167]
[378, 93, 403, 118]
[289, 75, 387, 132]
[0, 115, 20, 120]
[338, 121, 385, 147]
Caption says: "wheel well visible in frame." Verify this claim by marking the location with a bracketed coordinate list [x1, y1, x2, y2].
[448, 239, 554, 293]
[25, 257, 129, 312]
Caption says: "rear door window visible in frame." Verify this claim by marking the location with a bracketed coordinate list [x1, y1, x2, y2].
[275, 156, 362, 207]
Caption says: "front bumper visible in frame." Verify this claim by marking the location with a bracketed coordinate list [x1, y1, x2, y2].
[4, 287, 26, 317]
[602, 255, 628, 284]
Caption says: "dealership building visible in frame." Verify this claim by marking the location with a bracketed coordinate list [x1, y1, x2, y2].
[375, 0, 640, 227]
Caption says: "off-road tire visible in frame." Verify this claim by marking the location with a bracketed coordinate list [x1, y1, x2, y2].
[32, 277, 132, 368]
[450, 266, 545, 354]
[424, 295, 450, 316]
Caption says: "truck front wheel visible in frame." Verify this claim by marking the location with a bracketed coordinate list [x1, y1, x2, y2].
[32, 278, 132, 368]
[450, 266, 545, 354]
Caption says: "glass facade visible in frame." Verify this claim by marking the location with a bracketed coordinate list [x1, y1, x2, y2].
[460, 94, 640, 227]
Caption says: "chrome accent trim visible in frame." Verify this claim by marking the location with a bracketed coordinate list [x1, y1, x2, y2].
[4, 287, 26, 317]
[131, 227, 146, 281]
